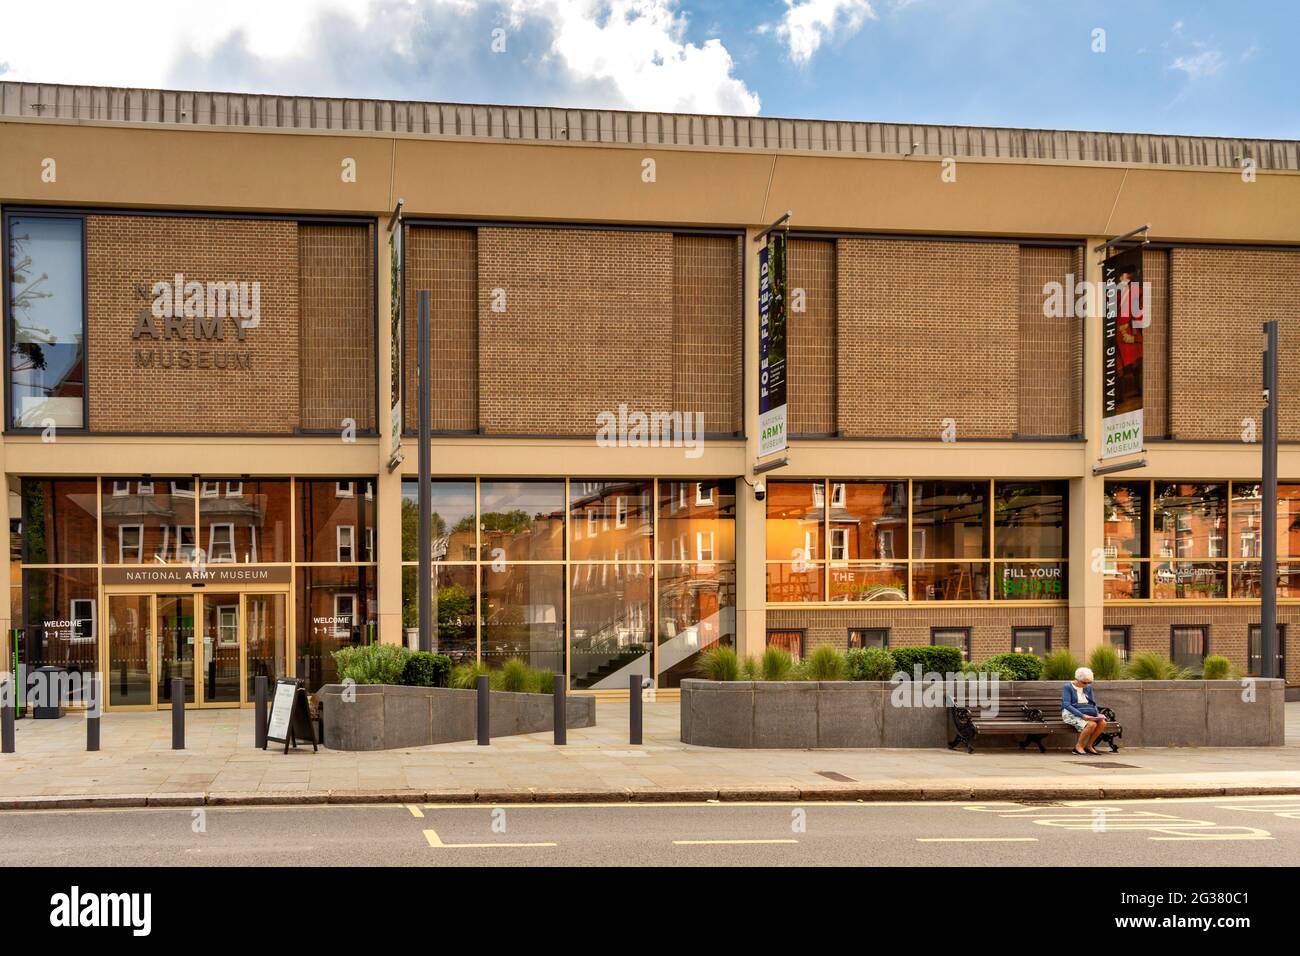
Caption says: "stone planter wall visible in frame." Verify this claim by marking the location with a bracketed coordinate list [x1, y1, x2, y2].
[680, 679, 1285, 749]
[319, 684, 596, 751]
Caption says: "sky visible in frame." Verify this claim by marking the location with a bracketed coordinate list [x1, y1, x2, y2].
[0, 0, 1296, 139]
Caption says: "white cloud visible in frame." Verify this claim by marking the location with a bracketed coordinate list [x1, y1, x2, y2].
[764, 0, 876, 66]
[1169, 48, 1224, 80]
[0, 0, 759, 115]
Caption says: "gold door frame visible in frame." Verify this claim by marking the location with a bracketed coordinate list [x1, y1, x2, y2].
[100, 581, 293, 712]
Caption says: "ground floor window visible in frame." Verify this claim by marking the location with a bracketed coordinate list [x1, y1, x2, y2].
[1104, 625, 1131, 661]
[1011, 626, 1051, 655]
[1170, 625, 1208, 672]
[1248, 624, 1286, 677]
[766, 629, 804, 662]
[847, 627, 889, 650]
[931, 626, 971, 660]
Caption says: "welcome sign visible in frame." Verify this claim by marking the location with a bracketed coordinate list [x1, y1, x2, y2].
[1101, 246, 1144, 459]
[758, 231, 789, 457]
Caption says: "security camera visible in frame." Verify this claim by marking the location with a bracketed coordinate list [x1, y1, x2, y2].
[754, 481, 766, 501]
[641, 677, 654, 690]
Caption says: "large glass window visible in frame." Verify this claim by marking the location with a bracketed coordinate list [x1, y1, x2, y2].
[570, 561, 652, 689]
[296, 479, 376, 563]
[401, 563, 477, 665]
[569, 481, 653, 562]
[481, 563, 565, 673]
[658, 480, 736, 561]
[296, 566, 376, 690]
[197, 479, 291, 564]
[480, 480, 565, 562]
[401, 480, 476, 562]
[102, 479, 197, 564]
[8, 215, 86, 429]
[16, 567, 99, 683]
[18, 479, 98, 565]
[658, 562, 735, 688]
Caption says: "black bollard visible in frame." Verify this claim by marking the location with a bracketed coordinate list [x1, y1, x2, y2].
[86, 674, 100, 752]
[553, 674, 566, 746]
[629, 673, 643, 745]
[171, 677, 185, 750]
[254, 675, 268, 749]
[1, 675, 14, 754]
[476, 674, 490, 746]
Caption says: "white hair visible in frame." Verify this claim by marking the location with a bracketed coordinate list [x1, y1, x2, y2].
[1075, 667, 1094, 682]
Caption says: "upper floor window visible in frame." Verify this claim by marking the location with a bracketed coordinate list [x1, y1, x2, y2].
[7, 215, 86, 429]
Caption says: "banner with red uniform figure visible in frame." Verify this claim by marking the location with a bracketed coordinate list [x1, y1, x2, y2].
[1101, 246, 1144, 459]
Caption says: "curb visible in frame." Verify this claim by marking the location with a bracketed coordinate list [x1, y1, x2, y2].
[4, 784, 1300, 811]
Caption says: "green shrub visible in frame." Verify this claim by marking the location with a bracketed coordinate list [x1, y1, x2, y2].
[890, 645, 963, 677]
[1123, 652, 1190, 680]
[846, 646, 896, 681]
[449, 660, 493, 689]
[530, 668, 556, 694]
[977, 652, 1043, 681]
[740, 656, 760, 681]
[760, 646, 795, 681]
[1041, 649, 1081, 680]
[495, 658, 531, 692]
[332, 643, 411, 685]
[400, 651, 452, 688]
[804, 646, 847, 681]
[1202, 655, 1232, 680]
[696, 646, 741, 681]
[1087, 645, 1123, 681]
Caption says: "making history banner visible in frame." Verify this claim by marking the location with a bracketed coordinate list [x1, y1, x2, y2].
[758, 231, 789, 457]
[1101, 246, 1144, 459]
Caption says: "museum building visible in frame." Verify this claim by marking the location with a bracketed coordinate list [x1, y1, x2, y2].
[2, 82, 1299, 708]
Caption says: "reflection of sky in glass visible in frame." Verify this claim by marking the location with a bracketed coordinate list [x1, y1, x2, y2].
[10, 217, 84, 424]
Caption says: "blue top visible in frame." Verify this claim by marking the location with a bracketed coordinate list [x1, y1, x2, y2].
[1061, 681, 1100, 718]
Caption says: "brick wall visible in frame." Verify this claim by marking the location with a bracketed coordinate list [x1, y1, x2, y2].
[767, 605, 1070, 663]
[404, 227, 478, 432]
[1170, 247, 1300, 441]
[1105, 605, 1300, 684]
[672, 235, 742, 434]
[1017, 246, 1081, 437]
[476, 227, 675, 435]
[299, 223, 375, 432]
[788, 238, 837, 434]
[86, 215, 300, 432]
[836, 239, 1019, 438]
[1141, 249, 1170, 438]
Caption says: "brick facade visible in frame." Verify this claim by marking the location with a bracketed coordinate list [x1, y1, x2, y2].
[1105, 605, 1300, 684]
[1170, 247, 1300, 441]
[1017, 246, 1082, 437]
[767, 605, 1071, 662]
[837, 239, 1020, 439]
[86, 215, 300, 433]
[787, 238, 837, 435]
[298, 223, 375, 432]
[404, 226, 478, 432]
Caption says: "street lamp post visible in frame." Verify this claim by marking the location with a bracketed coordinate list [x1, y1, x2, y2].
[1261, 320, 1279, 679]
[417, 291, 433, 654]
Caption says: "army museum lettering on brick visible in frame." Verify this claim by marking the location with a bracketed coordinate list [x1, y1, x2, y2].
[130, 274, 261, 370]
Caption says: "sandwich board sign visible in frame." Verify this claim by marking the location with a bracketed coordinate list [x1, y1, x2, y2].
[264, 677, 317, 753]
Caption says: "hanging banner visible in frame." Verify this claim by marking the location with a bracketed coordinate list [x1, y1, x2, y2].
[1101, 246, 1144, 459]
[387, 205, 404, 459]
[758, 231, 789, 457]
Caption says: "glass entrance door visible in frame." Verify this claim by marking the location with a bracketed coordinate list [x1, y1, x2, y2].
[107, 594, 153, 706]
[157, 594, 196, 706]
[245, 593, 287, 696]
[201, 597, 242, 704]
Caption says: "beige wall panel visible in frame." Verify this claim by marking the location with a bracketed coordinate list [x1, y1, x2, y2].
[836, 238, 1019, 438]
[0, 122, 393, 214]
[85, 215, 300, 432]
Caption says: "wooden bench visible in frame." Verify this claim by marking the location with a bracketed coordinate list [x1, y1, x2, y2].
[948, 692, 1122, 754]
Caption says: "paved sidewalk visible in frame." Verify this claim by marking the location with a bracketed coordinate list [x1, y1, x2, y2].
[2, 702, 1299, 809]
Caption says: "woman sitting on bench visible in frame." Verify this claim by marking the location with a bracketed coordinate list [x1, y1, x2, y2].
[1061, 667, 1106, 756]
